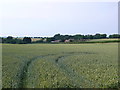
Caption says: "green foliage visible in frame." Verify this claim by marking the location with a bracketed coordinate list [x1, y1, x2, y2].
[100, 34, 107, 38]
[54, 34, 61, 40]
[7, 36, 13, 40]
[73, 34, 84, 40]
[84, 35, 93, 39]
[1, 33, 120, 44]
[107, 82, 119, 88]
[2, 36, 24, 44]
[46, 37, 55, 43]
[2, 43, 118, 88]
[94, 33, 101, 39]
[23, 37, 32, 44]
[109, 34, 120, 38]
[42, 33, 113, 43]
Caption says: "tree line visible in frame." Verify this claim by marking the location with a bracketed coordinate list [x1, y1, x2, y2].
[1, 33, 120, 44]
[45, 33, 120, 43]
[1, 36, 32, 44]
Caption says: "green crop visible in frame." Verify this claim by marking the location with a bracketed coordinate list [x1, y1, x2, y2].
[2, 43, 118, 88]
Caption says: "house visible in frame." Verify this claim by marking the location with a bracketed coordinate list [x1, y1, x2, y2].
[51, 40, 61, 43]
[64, 40, 70, 42]
[64, 39, 74, 42]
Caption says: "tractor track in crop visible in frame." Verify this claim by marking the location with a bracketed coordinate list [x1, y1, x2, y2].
[18, 54, 56, 88]
[54, 52, 99, 88]
[17, 52, 97, 88]
[55, 52, 95, 63]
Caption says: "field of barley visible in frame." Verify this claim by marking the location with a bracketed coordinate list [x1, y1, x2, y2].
[2, 43, 118, 88]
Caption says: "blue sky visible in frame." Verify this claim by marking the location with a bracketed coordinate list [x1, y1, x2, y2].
[0, 0, 118, 37]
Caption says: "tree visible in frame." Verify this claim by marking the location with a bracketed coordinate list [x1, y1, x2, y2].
[73, 34, 84, 40]
[23, 37, 32, 44]
[5, 36, 14, 43]
[109, 34, 120, 38]
[54, 34, 61, 40]
[64, 35, 70, 40]
[84, 35, 93, 39]
[14, 38, 24, 44]
[93, 33, 101, 39]
[100, 34, 107, 39]
[46, 37, 55, 42]
[7, 36, 13, 40]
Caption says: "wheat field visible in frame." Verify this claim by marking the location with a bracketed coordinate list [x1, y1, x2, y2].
[2, 43, 118, 88]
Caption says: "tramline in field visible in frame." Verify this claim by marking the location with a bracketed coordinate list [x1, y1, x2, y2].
[2, 43, 118, 88]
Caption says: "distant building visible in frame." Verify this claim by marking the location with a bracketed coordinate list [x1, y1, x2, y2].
[64, 40, 70, 42]
[64, 39, 74, 42]
[51, 40, 61, 43]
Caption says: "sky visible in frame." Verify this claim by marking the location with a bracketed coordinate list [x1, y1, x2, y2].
[0, 0, 119, 37]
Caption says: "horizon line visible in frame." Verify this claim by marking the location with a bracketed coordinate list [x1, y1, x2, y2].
[0, 33, 119, 37]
